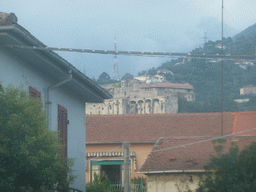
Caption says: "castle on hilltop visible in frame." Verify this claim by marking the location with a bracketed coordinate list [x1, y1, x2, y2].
[86, 76, 194, 115]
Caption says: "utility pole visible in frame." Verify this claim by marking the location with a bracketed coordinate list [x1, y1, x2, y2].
[221, 0, 224, 136]
[123, 142, 130, 192]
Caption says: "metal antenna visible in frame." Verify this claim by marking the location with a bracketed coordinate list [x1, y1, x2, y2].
[112, 36, 120, 80]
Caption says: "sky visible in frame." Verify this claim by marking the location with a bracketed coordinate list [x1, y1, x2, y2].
[1, 0, 256, 79]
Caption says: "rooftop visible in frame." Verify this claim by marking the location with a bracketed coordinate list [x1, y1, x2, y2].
[0, 12, 112, 102]
[139, 83, 194, 89]
[86, 111, 256, 143]
[139, 136, 256, 173]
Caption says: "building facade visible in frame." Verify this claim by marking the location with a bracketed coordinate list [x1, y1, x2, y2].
[86, 81, 194, 115]
[85, 111, 256, 186]
[0, 12, 111, 192]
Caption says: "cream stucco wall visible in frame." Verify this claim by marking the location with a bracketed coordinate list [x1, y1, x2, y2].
[86, 143, 155, 183]
[147, 173, 202, 192]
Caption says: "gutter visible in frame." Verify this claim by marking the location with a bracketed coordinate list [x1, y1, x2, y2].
[46, 70, 72, 128]
[86, 141, 157, 145]
[138, 170, 206, 174]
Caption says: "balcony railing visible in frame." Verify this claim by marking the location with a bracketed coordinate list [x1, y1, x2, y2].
[110, 182, 146, 192]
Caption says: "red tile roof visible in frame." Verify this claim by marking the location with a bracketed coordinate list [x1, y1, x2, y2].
[139, 83, 193, 89]
[232, 111, 256, 135]
[86, 112, 256, 143]
[139, 136, 256, 172]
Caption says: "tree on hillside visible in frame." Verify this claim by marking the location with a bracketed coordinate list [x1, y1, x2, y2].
[97, 72, 119, 85]
[138, 70, 147, 76]
[0, 85, 73, 192]
[178, 95, 241, 113]
[147, 67, 157, 75]
[97, 72, 111, 84]
[121, 73, 133, 80]
[197, 142, 256, 192]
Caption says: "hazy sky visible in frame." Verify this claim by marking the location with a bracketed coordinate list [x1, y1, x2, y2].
[1, 0, 256, 79]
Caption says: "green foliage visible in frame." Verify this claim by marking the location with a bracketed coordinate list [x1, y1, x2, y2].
[138, 70, 147, 76]
[131, 176, 146, 185]
[136, 28, 256, 110]
[112, 83, 121, 88]
[131, 176, 147, 192]
[97, 72, 120, 85]
[177, 95, 241, 113]
[197, 142, 256, 192]
[0, 85, 74, 192]
[86, 174, 121, 192]
[121, 73, 134, 80]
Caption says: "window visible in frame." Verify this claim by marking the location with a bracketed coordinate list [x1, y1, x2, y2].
[90, 160, 131, 183]
[58, 104, 68, 159]
[29, 86, 41, 98]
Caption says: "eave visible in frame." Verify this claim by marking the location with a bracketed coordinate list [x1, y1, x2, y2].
[0, 24, 112, 102]
[138, 170, 206, 174]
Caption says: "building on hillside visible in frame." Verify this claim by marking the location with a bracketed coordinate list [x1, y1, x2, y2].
[86, 82, 194, 115]
[139, 136, 256, 192]
[0, 12, 112, 192]
[240, 85, 256, 96]
[133, 74, 165, 84]
[85, 111, 256, 186]
[157, 69, 173, 75]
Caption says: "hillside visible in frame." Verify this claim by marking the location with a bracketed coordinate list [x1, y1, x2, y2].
[137, 23, 256, 112]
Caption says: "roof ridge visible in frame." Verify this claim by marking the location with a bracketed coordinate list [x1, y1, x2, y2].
[86, 112, 235, 117]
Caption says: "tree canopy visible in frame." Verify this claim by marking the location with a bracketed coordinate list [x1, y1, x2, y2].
[97, 72, 119, 85]
[121, 73, 134, 80]
[0, 85, 73, 192]
[197, 141, 256, 192]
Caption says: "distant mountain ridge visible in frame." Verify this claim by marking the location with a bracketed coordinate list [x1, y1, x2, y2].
[233, 23, 256, 40]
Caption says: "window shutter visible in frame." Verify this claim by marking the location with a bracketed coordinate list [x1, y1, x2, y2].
[58, 104, 68, 160]
[29, 86, 41, 98]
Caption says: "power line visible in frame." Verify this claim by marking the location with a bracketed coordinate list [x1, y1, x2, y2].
[1, 44, 256, 59]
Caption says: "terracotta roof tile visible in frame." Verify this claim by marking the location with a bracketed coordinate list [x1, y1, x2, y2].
[139, 83, 193, 89]
[139, 136, 256, 172]
[232, 111, 256, 135]
[86, 112, 240, 143]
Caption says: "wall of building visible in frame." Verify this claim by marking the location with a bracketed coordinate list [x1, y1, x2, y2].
[147, 173, 202, 192]
[86, 79, 194, 115]
[86, 96, 179, 115]
[86, 143, 155, 183]
[0, 49, 86, 191]
[240, 86, 256, 95]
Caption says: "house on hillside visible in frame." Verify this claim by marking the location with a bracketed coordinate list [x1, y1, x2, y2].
[139, 136, 256, 192]
[0, 12, 112, 192]
[85, 111, 256, 186]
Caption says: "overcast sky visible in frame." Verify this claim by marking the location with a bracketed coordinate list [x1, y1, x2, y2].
[1, 0, 256, 79]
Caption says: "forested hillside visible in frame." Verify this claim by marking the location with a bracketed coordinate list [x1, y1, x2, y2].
[138, 23, 256, 112]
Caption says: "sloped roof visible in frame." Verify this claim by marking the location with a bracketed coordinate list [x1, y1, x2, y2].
[139, 136, 256, 173]
[0, 12, 112, 102]
[233, 111, 256, 135]
[139, 83, 193, 90]
[86, 111, 256, 143]
[86, 112, 229, 143]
